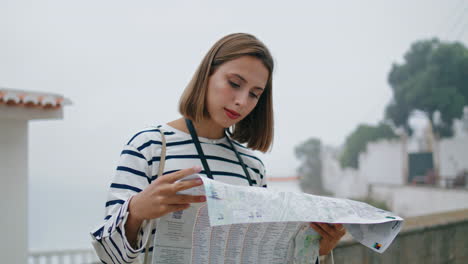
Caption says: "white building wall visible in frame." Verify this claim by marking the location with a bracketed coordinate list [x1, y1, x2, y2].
[334, 168, 367, 199]
[322, 140, 405, 199]
[359, 140, 405, 185]
[370, 185, 468, 217]
[0, 119, 28, 264]
[321, 151, 367, 199]
[321, 136, 468, 217]
[438, 135, 468, 180]
[321, 151, 341, 193]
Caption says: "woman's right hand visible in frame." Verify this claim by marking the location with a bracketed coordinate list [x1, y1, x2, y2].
[128, 166, 206, 221]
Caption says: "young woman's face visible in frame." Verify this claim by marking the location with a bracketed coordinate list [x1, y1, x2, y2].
[205, 55, 269, 129]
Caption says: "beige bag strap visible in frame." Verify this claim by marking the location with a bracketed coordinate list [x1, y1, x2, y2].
[143, 128, 167, 264]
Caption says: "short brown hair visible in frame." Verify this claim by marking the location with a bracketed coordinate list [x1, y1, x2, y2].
[179, 33, 274, 152]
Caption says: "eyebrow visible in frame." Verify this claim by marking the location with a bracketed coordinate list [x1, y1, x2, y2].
[232, 73, 265, 91]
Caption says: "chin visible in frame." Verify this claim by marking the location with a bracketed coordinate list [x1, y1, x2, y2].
[211, 112, 243, 128]
[216, 118, 238, 129]
[227, 119, 244, 128]
[222, 121, 235, 128]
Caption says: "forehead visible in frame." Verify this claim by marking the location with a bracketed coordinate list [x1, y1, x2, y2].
[216, 56, 269, 88]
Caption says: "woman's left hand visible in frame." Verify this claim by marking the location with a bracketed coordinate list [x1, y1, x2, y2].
[309, 222, 346, 256]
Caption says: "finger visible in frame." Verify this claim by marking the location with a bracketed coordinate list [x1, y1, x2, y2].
[316, 223, 335, 238]
[336, 224, 347, 236]
[163, 204, 191, 214]
[173, 178, 204, 192]
[310, 223, 329, 239]
[334, 224, 344, 231]
[321, 223, 344, 238]
[164, 194, 206, 204]
[327, 223, 346, 235]
[158, 166, 202, 183]
[157, 178, 203, 195]
[333, 224, 346, 234]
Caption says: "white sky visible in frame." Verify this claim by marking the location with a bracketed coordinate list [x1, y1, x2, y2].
[1, 0, 467, 250]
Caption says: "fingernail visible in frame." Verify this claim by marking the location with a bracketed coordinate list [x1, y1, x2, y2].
[200, 196, 206, 202]
[193, 166, 202, 172]
[196, 178, 203, 184]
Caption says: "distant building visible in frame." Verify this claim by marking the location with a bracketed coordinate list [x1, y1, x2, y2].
[321, 112, 468, 218]
[0, 88, 71, 264]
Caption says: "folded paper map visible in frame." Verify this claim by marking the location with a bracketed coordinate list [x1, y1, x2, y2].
[152, 174, 403, 264]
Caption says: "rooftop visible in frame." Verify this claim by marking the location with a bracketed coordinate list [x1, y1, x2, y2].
[0, 88, 71, 109]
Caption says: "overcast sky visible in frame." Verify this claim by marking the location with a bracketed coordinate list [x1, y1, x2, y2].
[1, 0, 467, 250]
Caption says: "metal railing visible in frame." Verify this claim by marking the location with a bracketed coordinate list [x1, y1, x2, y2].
[29, 249, 99, 264]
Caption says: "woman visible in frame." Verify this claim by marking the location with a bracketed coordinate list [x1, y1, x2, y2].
[91, 33, 345, 263]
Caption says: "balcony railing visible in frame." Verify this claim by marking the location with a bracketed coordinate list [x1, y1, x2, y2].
[29, 249, 99, 264]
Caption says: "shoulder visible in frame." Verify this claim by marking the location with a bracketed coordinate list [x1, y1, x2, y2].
[124, 124, 177, 154]
[229, 139, 266, 185]
[230, 139, 265, 168]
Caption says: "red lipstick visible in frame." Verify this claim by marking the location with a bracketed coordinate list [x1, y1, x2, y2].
[224, 108, 240, 119]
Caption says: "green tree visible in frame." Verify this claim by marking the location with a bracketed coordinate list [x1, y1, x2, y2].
[386, 38, 468, 137]
[295, 138, 325, 194]
[340, 123, 398, 169]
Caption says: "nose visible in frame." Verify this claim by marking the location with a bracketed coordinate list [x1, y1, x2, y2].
[234, 90, 249, 107]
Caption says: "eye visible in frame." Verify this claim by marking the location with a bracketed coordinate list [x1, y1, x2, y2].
[229, 81, 240, 88]
[249, 92, 259, 99]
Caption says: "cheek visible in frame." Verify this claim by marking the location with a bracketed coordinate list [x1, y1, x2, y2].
[221, 87, 232, 99]
[212, 82, 232, 101]
[247, 102, 258, 114]
[207, 80, 230, 110]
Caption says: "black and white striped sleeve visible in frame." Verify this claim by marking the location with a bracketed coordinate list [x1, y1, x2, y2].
[90, 144, 154, 263]
[260, 163, 268, 188]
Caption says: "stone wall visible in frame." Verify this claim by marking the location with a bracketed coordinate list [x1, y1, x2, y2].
[320, 209, 468, 264]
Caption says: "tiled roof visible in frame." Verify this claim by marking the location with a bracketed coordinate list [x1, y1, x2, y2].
[267, 176, 300, 182]
[0, 88, 71, 109]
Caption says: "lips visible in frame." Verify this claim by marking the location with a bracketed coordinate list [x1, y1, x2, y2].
[224, 108, 240, 119]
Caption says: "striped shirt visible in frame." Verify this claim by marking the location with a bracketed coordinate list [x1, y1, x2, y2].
[90, 123, 267, 263]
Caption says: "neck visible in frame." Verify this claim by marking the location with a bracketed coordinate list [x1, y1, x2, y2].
[169, 117, 225, 139]
[192, 119, 225, 139]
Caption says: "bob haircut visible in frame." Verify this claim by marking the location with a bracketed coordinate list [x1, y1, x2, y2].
[179, 33, 274, 153]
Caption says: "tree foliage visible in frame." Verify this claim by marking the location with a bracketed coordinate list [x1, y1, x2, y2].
[385, 38, 468, 137]
[340, 123, 398, 169]
[295, 138, 325, 194]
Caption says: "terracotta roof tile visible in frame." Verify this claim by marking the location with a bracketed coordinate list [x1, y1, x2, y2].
[0, 88, 71, 109]
[267, 176, 300, 182]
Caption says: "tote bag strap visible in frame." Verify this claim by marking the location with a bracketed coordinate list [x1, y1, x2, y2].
[143, 127, 167, 264]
